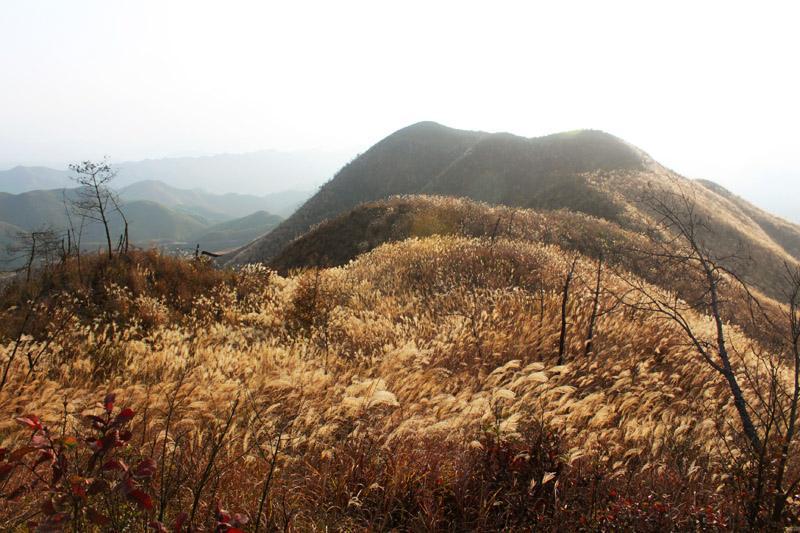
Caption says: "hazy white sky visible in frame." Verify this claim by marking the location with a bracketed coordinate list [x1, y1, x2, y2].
[1, 1, 798, 217]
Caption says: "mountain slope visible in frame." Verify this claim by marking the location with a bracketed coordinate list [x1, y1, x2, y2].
[225, 122, 487, 263]
[227, 122, 800, 301]
[190, 210, 282, 253]
[225, 123, 649, 266]
[0, 166, 71, 193]
[119, 180, 309, 221]
[0, 189, 205, 249]
[696, 178, 800, 259]
[270, 195, 640, 274]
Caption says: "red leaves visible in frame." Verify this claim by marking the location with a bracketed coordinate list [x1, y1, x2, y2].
[215, 502, 249, 532]
[35, 449, 55, 468]
[127, 488, 154, 510]
[85, 414, 107, 430]
[113, 407, 136, 427]
[69, 477, 87, 499]
[173, 512, 188, 532]
[122, 477, 155, 511]
[4, 393, 159, 529]
[133, 457, 157, 480]
[14, 415, 43, 432]
[102, 458, 128, 472]
[148, 520, 169, 532]
[148, 513, 188, 533]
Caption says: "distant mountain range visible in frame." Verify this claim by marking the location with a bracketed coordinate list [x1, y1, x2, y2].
[0, 147, 349, 197]
[0, 181, 290, 269]
[0, 166, 72, 194]
[118, 180, 311, 220]
[226, 121, 800, 302]
[189, 210, 283, 253]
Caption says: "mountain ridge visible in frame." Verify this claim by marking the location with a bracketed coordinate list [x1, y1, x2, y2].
[225, 122, 800, 303]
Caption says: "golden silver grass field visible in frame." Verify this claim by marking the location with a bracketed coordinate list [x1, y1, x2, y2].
[0, 195, 799, 531]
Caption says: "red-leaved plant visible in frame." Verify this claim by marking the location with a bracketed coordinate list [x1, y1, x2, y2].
[149, 504, 248, 533]
[0, 393, 155, 531]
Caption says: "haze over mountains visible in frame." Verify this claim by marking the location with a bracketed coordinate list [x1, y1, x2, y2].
[117, 180, 309, 220]
[0, 148, 349, 196]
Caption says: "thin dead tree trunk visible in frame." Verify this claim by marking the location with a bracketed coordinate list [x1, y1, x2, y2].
[584, 253, 603, 357]
[558, 257, 578, 365]
[25, 234, 36, 282]
[92, 176, 113, 259]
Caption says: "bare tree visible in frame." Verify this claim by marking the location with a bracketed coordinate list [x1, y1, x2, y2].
[558, 256, 578, 365]
[62, 189, 85, 278]
[5, 226, 62, 281]
[68, 160, 124, 259]
[584, 253, 603, 357]
[618, 183, 800, 527]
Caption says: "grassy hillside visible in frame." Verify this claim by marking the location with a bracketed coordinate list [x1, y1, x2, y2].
[270, 195, 645, 273]
[2, 127, 799, 529]
[696, 178, 800, 258]
[271, 195, 786, 346]
[0, 235, 792, 529]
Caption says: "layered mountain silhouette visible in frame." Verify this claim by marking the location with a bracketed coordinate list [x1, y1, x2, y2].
[0, 189, 206, 248]
[190, 210, 282, 253]
[118, 180, 310, 220]
[226, 121, 800, 301]
[1, 148, 348, 197]
[0, 166, 71, 193]
[0, 187, 284, 268]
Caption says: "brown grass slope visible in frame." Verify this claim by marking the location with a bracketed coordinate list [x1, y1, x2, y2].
[696, 178, 800, 259]
[270, 195, 647, 274]
[271, 195, 786, 345]
[1, 238, 793, 529]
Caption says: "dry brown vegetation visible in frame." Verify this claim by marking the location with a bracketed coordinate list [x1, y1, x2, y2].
[2, 216, 799, 530]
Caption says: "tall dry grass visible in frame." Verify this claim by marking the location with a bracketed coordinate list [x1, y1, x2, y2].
[0, 238, 795, 530]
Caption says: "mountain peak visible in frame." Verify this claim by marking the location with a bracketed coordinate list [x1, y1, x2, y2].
[223, 123, 656, 266]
